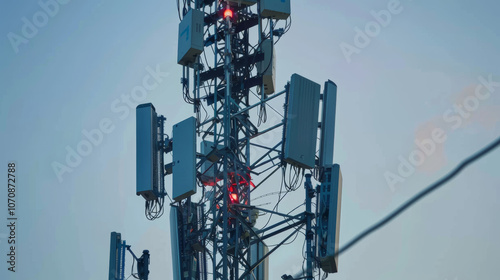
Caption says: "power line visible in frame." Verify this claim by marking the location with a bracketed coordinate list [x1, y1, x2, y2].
[337, 135, 500, 256]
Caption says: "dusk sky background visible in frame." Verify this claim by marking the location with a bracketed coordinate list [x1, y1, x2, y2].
[1, 0, 500, 279]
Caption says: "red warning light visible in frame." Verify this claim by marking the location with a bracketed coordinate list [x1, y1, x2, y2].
[230, 193, 239, 203]
[224, 8, 233, 19]
[226, 169, 254, 204]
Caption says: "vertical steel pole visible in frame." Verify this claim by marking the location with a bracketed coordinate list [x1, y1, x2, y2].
[222, 13, 233, 280]
[212, 4, 219, 280]
[305, 174, 313, 280]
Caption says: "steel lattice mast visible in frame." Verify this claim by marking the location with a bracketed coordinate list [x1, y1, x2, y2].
[128, 1, 342, 280]
[183, 2, 292, 279]
[192, 2, 306, 279]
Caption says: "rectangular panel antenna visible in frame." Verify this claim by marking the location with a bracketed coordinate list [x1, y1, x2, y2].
[177, 9, 204, 66]
[260, 0, 291, 20]
[317, 164, 342, 273]
[136, 103, 160, 201]
[257, 39, 276, 95]
[319, 81, 338, 168]
[108, 232, 123, 280]
[170, 207, 182, 280]
[283, 74, 321, 169]
[172, 117, 197, 201]
[250, 240, 269, 280]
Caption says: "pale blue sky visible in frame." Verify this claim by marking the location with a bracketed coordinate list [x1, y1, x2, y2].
[1, 0, 499, 279]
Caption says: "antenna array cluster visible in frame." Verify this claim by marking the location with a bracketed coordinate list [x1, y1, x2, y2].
[110, 1, 343, 280]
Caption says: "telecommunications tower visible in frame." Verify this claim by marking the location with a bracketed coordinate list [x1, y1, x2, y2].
[109, 1, 343, 280]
